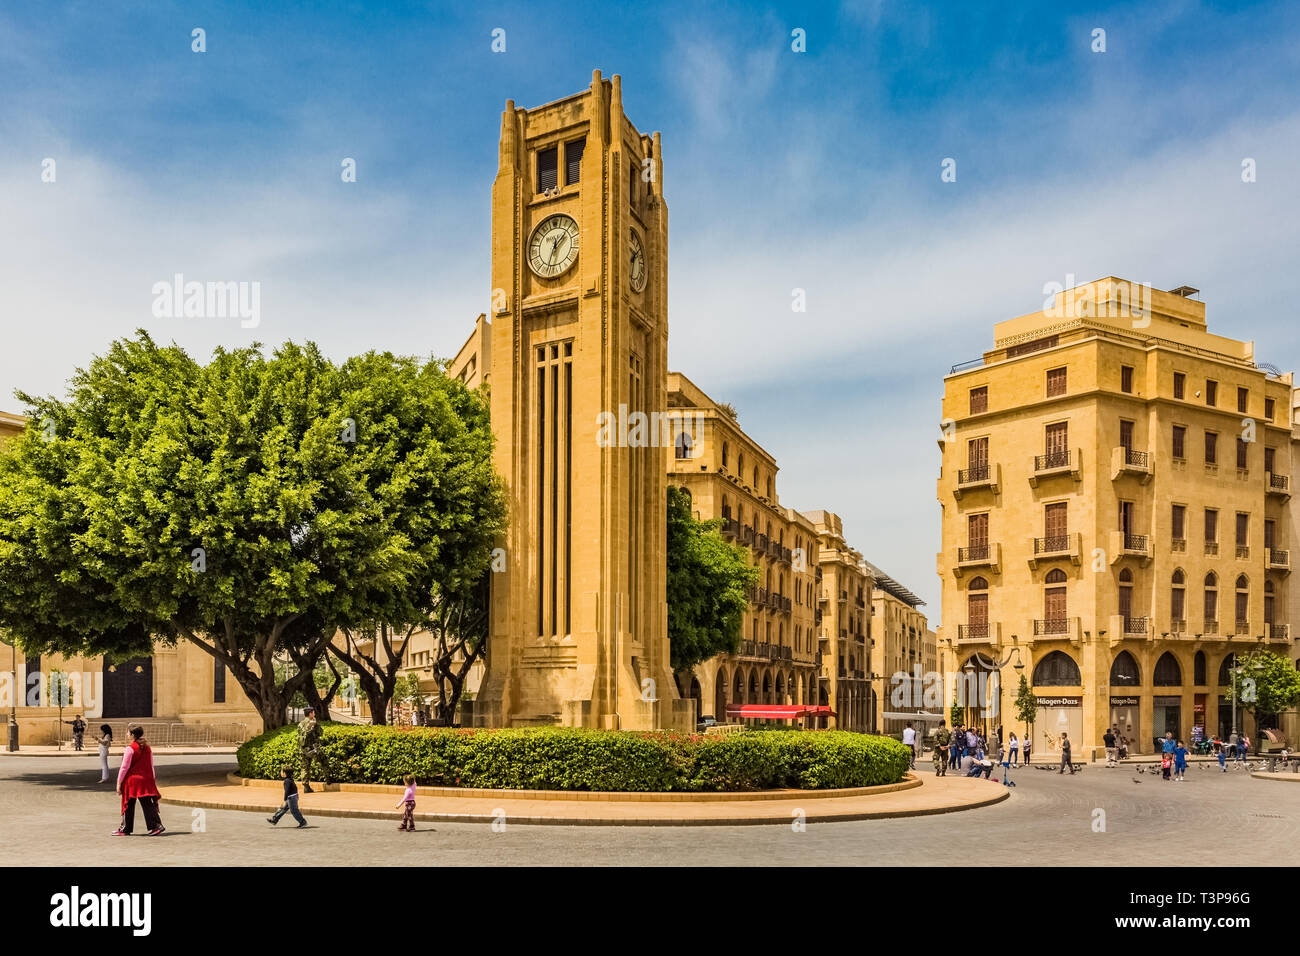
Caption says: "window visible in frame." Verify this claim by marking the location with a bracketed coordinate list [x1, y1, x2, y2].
[1265, 446, 1276, 475]
[1205, 508, 1218, 545]
[1204, 431, 1217, 465]
[1265, 397, 1276, 420]
[1235, 576, 1249, 631]
[1032, 650, 1081, 686]
[1237, 386, 1249, 414]
[1121, 365, 1134, 393]
[1205, 380, 1217, 406]
[213, 658, 226, 704]
[1172, 504, 1186, 543]
[721, 441, 729, 469]
[630, 161, 639, 207]
[1110, 651, 1141, 685]
[1236, 438, 1248, 470]
[1172, 424, 1186, 460]
[1046, 367, 1067, 397]
[564, 138, 585, 186]
[1154, 652, 1182, 686]
[1119, 419, 1134, 451]
[969, 386, 987, 415]
[1007, 335, 1058, 358]
[1194, 650, 1207, 686]
[1171, 569, 1186, 624]
[1173, 372, 1185, 399]
[1204, 572, 1218, 627]
[1044, 421, 1069, 465]
[1043, 501, 1068, 549]
[1236, 512, 1249, 548]
[537, 146, 558, 192]
[674, 430, 693, 459]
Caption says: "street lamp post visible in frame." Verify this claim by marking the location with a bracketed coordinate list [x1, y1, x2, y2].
[6, 633, 18, 751]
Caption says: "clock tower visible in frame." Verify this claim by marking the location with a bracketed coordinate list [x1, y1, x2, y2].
[473, 71, 693, 731]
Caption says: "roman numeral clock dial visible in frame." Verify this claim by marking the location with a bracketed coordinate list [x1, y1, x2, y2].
[628, 228, 647, 293]
[527, 214, 580, 279]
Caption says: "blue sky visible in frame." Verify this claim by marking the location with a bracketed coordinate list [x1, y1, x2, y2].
[3, 0, 1299, 616]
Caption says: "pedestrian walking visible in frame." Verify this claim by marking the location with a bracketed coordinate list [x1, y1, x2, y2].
[902, 721, 917, 769]
[97, 724, 113, 783]
[297, 705, 330, 793]
[1173, 739, 1188, 781]
[1161, 752, 1172, 780]
[396, 774, 417, 831]
[1103, 727, 1117, 767]
[65, 715, 87, 751]
[1007, 731, 1019, 766]
[949, 724, 961, 770]
[1058, 732, 1075, 775]
[1217, 740, 1227, 772]
[1022, 735, 1032, 766]
[932, 722, 951, 777]
[112, 725, 164, 836]
[267, 765, 308, 828]
[1237, 733, 1250, 764]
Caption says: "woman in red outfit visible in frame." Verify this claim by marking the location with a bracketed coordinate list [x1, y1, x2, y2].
[113, 725, 165, 836]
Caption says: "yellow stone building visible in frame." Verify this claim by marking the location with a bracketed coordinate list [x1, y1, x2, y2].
[938, 278, 1295, 757]
[867, 561, 936, 734]
[662, 372, 823, 724]
[803, 512, 873, 730]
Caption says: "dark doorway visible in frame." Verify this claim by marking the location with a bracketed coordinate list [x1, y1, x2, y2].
[102, 656, 153, 718]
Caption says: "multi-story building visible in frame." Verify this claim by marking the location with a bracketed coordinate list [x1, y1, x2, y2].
[938, 278, 1294, 756]
[664, 373, 823, 722]
[800, 512, 873, 730]
[865, 561, 932, 734]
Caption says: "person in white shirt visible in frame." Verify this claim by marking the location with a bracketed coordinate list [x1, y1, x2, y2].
[902, 722, 917, 768]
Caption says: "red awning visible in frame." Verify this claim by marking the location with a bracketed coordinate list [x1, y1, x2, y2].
[725, 704, 837, 720]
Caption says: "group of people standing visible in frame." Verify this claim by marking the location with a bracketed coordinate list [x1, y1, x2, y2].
[924, 722, 1032, 778]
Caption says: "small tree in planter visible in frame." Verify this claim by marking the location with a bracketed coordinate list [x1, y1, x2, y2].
[1013, 675, 1037, 751]
[47, 670, 74, 749]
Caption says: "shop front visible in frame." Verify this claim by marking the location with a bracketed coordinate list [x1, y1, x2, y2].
[1034, 695, 1083, 756]
[1152, 695, 1182, 750]
[1108, 695, 1142, 754]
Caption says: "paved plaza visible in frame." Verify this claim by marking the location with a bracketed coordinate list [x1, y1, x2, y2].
[2, 754, 1299, 866]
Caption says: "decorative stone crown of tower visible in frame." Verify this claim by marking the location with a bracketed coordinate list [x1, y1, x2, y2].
[472, 71, 694, 731]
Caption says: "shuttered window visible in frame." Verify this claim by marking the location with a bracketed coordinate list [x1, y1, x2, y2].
[969, 386, 987, 414]
[537, 146, 558, 192]
[1237, 438, 1248, 470]
[1204, 431, 1217, 465]
[1236, 513, 1249, 547]
[1172, 425, 1186, 459]
[1237, 387, 1249, 413]
[1046, 366, 1067, 397]
[565, 138, 585, 186]
[1205, 380, 1218, 407]
[1205, 509, 1218, 543]
[1173, 372, 1185, 399]
[1171, 504, 1185, 539]
[1121, 366, 1133, 393]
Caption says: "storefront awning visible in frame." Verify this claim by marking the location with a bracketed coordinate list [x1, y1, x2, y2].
[881, 710, 947, 723]
[725, 704, 837, 720]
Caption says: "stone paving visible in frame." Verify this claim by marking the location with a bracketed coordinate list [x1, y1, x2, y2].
[2, 754, 1298, 866]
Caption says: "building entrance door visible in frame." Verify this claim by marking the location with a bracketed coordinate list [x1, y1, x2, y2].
[102, 657, 153, 718]
[1153, 695, 1181, 749]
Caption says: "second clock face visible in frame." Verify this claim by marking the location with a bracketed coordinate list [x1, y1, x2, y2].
[628, 229, 647, 293]
[528, 214, 579, 279]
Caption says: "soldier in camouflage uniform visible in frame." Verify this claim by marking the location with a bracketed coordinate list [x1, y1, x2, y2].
[931, 722, 952, 776]
[297, 706, 330, 793]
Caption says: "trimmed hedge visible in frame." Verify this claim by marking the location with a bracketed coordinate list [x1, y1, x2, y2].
[237, 725, 911, 792]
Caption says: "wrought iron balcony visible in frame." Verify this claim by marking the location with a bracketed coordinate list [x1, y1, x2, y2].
[1123, 616, 1149, 637]
[1268, 548, 1290, 571]
[1267, 623, 1290, 642]
[1032, 617, 1081, 641]
[954, 462, 1000, 499]
[955, 542, 1001, 577]
[1110, 531, 1151, 566]
[956, 622, 1000, 644]
[1268, 472, 1291, 497]
[1029, 532, 1081, 568]
[1111, 446, 1154, 483]
[1030, 448, 1081, 486]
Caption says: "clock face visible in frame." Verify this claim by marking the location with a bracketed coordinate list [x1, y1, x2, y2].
[528, 214, 579, 278]
[628, 229, 647, 293]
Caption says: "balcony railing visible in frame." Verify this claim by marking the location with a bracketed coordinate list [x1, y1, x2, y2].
[1205, 542, 1219, 556]
[1204, 619, 1219, 636]
[721, 517, 740, 537]
[954, 462, 1000, 498]
[955, 542, 1001, 577]
[1036, 535, 1072, 554]
[1268, 472, 1291, 496]
[1268, 548, 1290, 569]
[1123, 616, 1149, 636]
[1033, 618, 1072, 636]
[1029, 532, 1081, 569]
[1171, 538, 1186, 552]
[1169, 619, 1187, 635]
[838, 590, 848, 604]
[1112, 446, 1154, 483]
[1268, 623, 1290, 642]
[958, 464, 990, 484]
[1237, 546, 1250, 559]
[1034, 450, 1072, 472]
[957, 622, 999, 643]
[1236, 619, 1251, 636]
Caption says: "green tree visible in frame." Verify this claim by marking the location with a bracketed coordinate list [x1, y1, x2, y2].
[665, 486, 759, 673]
[1229, 650, 1300, 729]
[1013, 675, 1037, 738]
[0, 333, 504, 730]
[949, 701, 963, 726]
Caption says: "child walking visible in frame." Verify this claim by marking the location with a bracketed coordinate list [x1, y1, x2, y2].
[396, 774, 416, 831]
[267, 765, 308, 828]
[1161, 752, 1172, 780]
[1173, 739, 1189, 781]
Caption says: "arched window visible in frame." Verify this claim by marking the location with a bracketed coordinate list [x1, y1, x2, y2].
[1194, 650, 1207, 686]
[738, 453, 745, 483]
[1033, 650, 1081, 686]
[966, 577, 988, 641]
[674, 430, 693, 460]
[1218, 653, 1237, 686]
[1109, 650, 1140, 685]
[767, 476, 773, 499]
[753, 466, 759, 489]
[1235, 575, 1249, 632]
[1204, 572, 1218, 631]
[1171, 569, 1186, 627]
[1154, 651, 1181, 685]
[1042, 568, 1067, 634]
[721, 441, 729, 469]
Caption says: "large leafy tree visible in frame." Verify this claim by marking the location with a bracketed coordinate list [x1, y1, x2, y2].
[1228, 650, 1300, 729]
[665, 485, 758, 673]
[0, 332, 504, 730]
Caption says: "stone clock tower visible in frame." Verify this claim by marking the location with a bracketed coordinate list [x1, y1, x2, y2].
[472, 71, 693, 731]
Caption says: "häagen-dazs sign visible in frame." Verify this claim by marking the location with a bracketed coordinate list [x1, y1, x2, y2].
[1035, 696, 1083, 708]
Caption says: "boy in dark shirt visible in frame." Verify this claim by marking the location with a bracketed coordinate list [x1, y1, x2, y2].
[268, 765, 308, 827]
